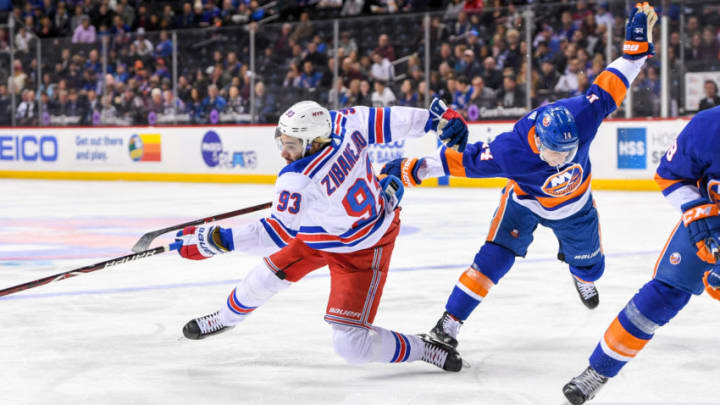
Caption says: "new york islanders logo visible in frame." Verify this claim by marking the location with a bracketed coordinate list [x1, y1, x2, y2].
[707, 180, 720, 202]
[542, 164, 584, 196]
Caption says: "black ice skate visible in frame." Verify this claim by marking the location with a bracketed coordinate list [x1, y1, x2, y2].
[419, 334, 463, 372]
[183, 311, 234, 340]
[429, 311, 463, 349]
[563, 366, 608, 405]
[572, 275, 599, 309]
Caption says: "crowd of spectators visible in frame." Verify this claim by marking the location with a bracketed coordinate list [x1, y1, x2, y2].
[1, 0, 720, 126]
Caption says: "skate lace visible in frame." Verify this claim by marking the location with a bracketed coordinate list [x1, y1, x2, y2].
[422, 341, 449, 368]
[575, 278, 598, 300]
[442, 314, 462, 339]
[196, 311, 225, 334]
[573, 367, 607, 399]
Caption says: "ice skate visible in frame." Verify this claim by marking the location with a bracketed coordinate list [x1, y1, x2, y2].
[183, 311, 234, 340]
[572, 275, 599, 309]
[419, 334, 462, 372]
[429, 311, 462, 349]
[563, 366, 608, 405]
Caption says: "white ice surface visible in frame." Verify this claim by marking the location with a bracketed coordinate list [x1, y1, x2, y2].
[0, 180, 717, 405]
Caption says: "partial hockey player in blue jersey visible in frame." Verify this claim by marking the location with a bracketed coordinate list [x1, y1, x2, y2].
[561, 105, 720, 404]
[381, 3, 657, 350]
[174, 100, 469, 372]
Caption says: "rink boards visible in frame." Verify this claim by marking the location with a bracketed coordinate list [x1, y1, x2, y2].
[0, 118, 688, 190]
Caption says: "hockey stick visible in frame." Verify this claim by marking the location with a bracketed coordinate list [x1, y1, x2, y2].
[131, 201, 272, 252]
[0, 243, 182, 298]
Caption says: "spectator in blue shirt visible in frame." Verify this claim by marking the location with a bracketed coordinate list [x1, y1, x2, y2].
[187, 87, 205, 123]
[201, 84, 227, 116]
[155, 30, 173, 58]
[298, 61, 323, 89]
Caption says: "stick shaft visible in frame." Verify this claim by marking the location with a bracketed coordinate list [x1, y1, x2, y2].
[0, 245, 171, 298]
[131, 201, 272, 252]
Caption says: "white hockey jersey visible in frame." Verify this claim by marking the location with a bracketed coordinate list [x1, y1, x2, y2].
[232, 106, 432, 254]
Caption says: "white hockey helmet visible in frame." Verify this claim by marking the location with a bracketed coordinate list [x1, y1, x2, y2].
[275, 101, 332, 156]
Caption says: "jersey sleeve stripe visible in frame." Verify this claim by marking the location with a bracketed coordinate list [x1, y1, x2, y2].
[260, 218, 288, 248]
[265, 218, 295, 242]
[527, 126, 540, 154]
[375, 108, 385, 143]
[593, 70, 628, 107]
[368, 108, 377, 143]
[383, 107, 392, 142]
[443, 146, 467, 177]
[653, 173, 687, 195]
[606, 67, 630, 88]
[269, 214, 298, 237]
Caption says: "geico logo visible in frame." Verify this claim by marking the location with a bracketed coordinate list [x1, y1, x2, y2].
[201, 142, 223, 152]
[0, 135, 58, 162]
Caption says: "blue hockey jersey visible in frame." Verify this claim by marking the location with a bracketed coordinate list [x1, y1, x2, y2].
[655, 106, 720, 210]
[418, 57, 647, 220]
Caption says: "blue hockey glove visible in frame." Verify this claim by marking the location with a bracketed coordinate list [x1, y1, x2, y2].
[380, 157, 425, 187]
[623, 2, 658, 60]
[175, 225, 234, 260]
[379, 175, 404, 215]
[427, 98, 469, 152]
[681, 198, 720, 264]
[703, 267, 720, 301]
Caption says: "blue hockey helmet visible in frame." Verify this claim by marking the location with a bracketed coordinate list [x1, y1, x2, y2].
[535, 106, 579, 166]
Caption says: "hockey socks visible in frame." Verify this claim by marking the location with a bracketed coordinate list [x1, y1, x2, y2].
[331, 324, 423, 363]
[445, 243, 514, 320]
[331, 324, 462, 371]
[588, 279, 690, 378]
[219, 261, 292, 326]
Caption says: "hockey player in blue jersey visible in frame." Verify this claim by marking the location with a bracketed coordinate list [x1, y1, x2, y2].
[561, 105, 720, 404]
[381, 3, 657, 350]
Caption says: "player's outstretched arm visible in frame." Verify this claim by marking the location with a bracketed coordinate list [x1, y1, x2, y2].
[583, 2, 657, 117]
[380, 139, 503, 186]
[349, 99, 468, 152]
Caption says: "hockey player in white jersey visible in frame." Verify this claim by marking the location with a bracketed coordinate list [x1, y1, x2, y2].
[174, 100, 469, 371]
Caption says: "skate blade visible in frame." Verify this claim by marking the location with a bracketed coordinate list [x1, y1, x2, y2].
[462, 359, 471, 368]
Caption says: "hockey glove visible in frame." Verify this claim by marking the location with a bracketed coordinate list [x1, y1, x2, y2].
[175, 225, 234, 260]
[380, 157, 425, 187]
[427, 98, 469, 152]
[703, 267, 720, 301]
[379, 174, 404, 215]
[681, 198, 720, 264]
[623, 2, 658, 60]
